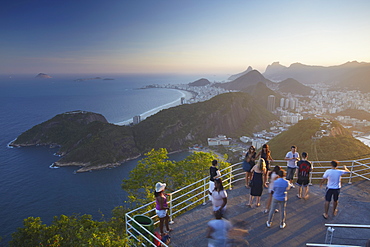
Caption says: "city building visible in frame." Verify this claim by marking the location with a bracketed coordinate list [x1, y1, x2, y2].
[133, 115, 141, 125]
[267, 95, 275, 112]
[207, 135, 230, 146]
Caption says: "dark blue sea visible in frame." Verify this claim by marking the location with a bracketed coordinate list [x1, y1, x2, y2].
[0, 73, 224, 245]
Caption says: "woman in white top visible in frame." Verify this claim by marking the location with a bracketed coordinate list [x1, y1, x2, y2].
[211, 178, 227, 215]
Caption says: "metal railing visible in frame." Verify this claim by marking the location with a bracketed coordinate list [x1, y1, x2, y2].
[125, 158, 370, 246]
[306, 224, 370, 247]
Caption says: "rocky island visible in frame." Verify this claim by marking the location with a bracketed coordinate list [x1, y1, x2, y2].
[10, 92, 276, 172]
[35, 73, 52, 79]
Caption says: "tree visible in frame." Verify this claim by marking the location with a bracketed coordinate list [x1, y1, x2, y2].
[121, 148, 230, 208]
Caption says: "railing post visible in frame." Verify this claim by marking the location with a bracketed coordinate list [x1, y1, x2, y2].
[203, 178, 207, 205]
[348, 161, 354, 185]
[169, 193, 174, 224]
[229, 166, 233, 190]
[125, 213, 128, 236]
[309, 161, 313, 186]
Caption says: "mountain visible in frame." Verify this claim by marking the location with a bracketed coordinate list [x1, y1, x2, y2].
[267, 118, 370, 161]
[263, 61, 370, 86]
[333, 66, 370, 92]
[11, 92, 277, 172]
[278, 78, 313, 95]
[189, 78, 211, 86]
[244, 82, 282, 109]
[228, 66, 253, 81]
[217, 70, 274, 91]
[35, 73, 52, 78]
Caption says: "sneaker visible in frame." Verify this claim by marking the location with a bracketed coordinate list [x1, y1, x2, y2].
[280, 223, 286, 229]
[266, 221, 271, 228]
[274, 209, 279, 213]
[290, 183, 295, 188]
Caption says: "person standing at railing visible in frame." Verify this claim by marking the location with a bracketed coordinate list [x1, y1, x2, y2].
[209, 159, 221, 200]
[320, 160, 350, 219]
[263, 165, 281, 214]
[155, 182, 173, 236]
[246, 158, 266, 208]
[284, 145, 300, 188]
[296, 152, 313, 199]
[257, 144, 274, 188]
[243, 146, 256, 188]
[266, 169, 291, 229]
[211, 178, 228, 216]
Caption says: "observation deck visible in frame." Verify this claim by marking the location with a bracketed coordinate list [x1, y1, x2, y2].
[126, 159, 370, 246]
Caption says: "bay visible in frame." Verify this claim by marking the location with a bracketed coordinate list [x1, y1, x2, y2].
[0, 73, 221, 245]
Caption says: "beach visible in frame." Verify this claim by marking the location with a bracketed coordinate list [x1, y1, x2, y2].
[115, 89, 194, 125]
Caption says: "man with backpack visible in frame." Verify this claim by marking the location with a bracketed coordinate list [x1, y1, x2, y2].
[296, 152, 313, 199]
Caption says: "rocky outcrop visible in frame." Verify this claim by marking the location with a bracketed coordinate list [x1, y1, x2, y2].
[12, 93, 277, 172]
[35, 73, 52, 79]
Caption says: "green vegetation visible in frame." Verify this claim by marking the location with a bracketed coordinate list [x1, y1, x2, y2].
[12, 92, 276, 170]
[122, 148, 230, 208]
[268, 119, 370, 161]
[9, 214, 133, 247]
[9, 149, 229, 246]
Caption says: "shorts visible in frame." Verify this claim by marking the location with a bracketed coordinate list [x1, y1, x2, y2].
[286, 167, 296, 180]
[297, 177, 309, 186]
[156, 209, 168, 218]
[325, 188, 340, 202]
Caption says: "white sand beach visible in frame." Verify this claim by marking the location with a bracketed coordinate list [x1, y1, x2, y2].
[115, 89, 193, 126]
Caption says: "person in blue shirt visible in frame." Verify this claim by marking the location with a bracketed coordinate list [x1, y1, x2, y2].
[266, 169, 291, 229]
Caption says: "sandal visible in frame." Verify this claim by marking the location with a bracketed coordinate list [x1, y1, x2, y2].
[322, 213, 328, 219]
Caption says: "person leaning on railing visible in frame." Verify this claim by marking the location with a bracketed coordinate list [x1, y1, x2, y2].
[154, 182, 173, 236]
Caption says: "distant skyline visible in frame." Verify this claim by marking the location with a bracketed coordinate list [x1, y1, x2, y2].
[1, 0, 370, 75]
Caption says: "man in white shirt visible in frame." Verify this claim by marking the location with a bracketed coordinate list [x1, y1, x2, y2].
[320, 160, 350, 219]
[284, 145, 300, 188]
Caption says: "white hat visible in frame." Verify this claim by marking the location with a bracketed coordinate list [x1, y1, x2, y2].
[155, 182, 166, 192]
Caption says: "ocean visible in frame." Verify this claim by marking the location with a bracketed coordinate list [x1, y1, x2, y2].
[0, 73, 222, 245]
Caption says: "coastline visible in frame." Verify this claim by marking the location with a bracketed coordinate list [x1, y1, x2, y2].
[115, 88, 194, 126]
[355, 135, 370, 147]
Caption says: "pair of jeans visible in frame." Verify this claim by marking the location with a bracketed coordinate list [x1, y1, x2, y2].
[267, 198, 286, 225]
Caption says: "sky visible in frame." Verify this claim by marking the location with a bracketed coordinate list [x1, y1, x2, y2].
[1, 0, 370, 75]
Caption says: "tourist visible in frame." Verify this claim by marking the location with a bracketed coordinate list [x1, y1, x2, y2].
[284, 145, 300, 188]
[320, 160, 350, 219]
[211, 178, 228, 215]
[243, 146, 256, 187]
[209, 159, 221, 200]
[246, 158, 266, 208]
[296, 152, 313, 199]
[206, 210, 232, 247]
[263, 165, 281, 214]
[155, 182, 173, 236]
[266, 169, 291, 229]
[257, 144, 274, 188]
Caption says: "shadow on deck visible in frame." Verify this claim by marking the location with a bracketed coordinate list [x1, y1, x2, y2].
[167, 180, 370, 247]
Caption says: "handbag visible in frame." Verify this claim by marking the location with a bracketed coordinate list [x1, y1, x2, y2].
[242, 160, 251, 171]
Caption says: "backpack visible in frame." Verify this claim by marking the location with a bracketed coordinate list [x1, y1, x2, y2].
[153, 232, 171, 246]
[298, 160, 311, 177]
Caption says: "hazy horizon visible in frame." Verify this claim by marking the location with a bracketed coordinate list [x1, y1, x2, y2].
[1, 0, 370, 75]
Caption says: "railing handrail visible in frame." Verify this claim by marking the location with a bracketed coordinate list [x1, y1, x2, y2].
[125, 157, 370, 246]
